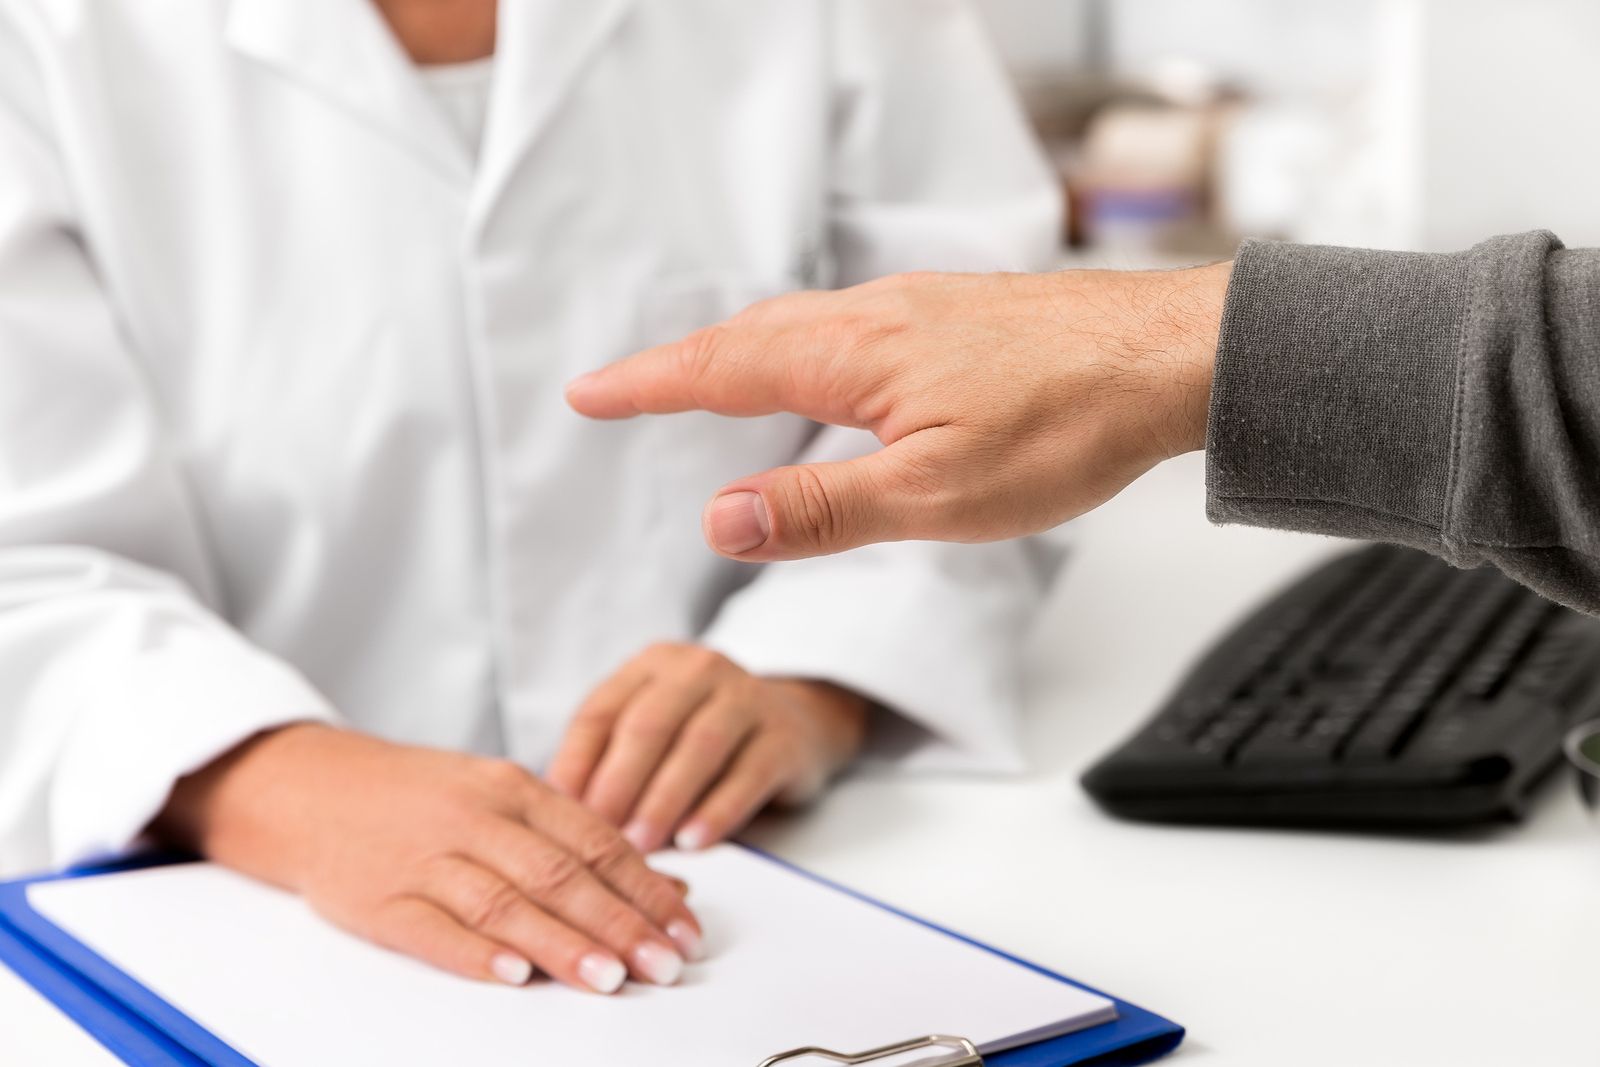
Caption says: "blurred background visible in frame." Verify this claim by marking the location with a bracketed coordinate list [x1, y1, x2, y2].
[974, 0, 1600, 267]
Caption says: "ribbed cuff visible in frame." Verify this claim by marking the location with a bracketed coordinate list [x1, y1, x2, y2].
[1205, 237, 1475, 551]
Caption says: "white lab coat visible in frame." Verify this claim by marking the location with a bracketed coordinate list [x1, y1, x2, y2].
[0, 0, 1063, 875]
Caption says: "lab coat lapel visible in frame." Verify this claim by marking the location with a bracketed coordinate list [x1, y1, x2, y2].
[225, 0, 470, 185]
[471, 0, 637, 227]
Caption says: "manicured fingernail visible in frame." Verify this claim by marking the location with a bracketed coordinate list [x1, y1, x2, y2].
[578, 953, 627, 995]
[622, 820, 654, 853]
[667, 920, 705, 962]
[491, 952, 533, 986]
[674, 822, 710, 851]
[632, 942, 684, 986]
[706, 492, 769, 554]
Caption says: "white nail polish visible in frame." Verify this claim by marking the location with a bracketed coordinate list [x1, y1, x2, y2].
[632, 942, 684, 986]
[621, 820, 653, 852]
[666, 919, 705, 962]
[491, 952, 533, 986]
[578, 953, 627, 995]
[674, 823, 708, 851]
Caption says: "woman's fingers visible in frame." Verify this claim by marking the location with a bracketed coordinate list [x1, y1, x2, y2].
[582, 674, 716, 826]
[470, 816, 689, 985]
[375, 872, 627, 995]
[546, 667, 651, 799]
[675, 733, 794, 851]
[520, 785, 706, 963]
[622, 696, 756, 853]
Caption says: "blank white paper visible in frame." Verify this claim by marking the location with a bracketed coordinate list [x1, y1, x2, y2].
[29, 845, 1114, 1067]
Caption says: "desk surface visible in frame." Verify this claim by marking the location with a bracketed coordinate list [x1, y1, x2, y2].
[3, 452, 1595, 1066]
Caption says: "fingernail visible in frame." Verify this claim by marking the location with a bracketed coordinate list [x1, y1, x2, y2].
[631, 942, 684, 986]
[621, 820, 654, 853]
[674, 822, 710, 851]
[667, 919, 705, 962]
[578, 953, 627, 995]
[491, 952, 533, 986]
[706, 492, 769, 555]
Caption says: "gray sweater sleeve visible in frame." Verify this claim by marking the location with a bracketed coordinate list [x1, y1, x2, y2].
[1206, 231, 1600, 613]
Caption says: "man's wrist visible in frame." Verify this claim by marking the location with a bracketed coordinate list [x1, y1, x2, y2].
[1155, 260, 1230, 458]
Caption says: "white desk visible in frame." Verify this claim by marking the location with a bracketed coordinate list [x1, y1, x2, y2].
[3, 452, 1595, 1065]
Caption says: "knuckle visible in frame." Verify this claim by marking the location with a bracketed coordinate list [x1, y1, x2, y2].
[644, 640, 690, 662]
[520, 850, 586, 899]
[675, 325, 727, 383]
[731, 292, 786, 324]
[577, 829, 637, 874]
[477, 758, 532, 793]
[678, 645, 729, 678]
[777, 465, 849, 551]
[412, 850, 464, 888]
[463, 882, 527, 932]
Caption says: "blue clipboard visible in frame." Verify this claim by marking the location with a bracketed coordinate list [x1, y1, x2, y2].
[0, 849, 1183, 1067]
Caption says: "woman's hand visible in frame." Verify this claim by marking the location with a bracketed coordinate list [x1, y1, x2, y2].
[547, 644, 869, 853]
[565, 264, 1230, 560]
[150, 724, 701, 994]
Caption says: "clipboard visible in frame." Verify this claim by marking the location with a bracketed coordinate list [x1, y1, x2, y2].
[0, 849, 1184, 1067]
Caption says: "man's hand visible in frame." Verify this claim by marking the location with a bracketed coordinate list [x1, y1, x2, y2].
[150, 724, 702, 994]
[547, 643, 868, 853]
[566, 264, 1230, 560]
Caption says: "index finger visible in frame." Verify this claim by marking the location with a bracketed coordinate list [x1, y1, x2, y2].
[545, 665, 651, 799]
[563, 295, 870, 427]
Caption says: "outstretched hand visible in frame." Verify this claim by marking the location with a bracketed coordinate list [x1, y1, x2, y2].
[566, 264, 1230, 561]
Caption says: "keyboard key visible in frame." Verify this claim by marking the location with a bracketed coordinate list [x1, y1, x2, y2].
[1463, 598, 1553, 697]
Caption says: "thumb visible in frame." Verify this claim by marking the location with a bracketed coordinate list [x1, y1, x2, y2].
[702, 449, 932, 561]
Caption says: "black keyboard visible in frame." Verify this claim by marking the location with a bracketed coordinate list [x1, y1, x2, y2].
[1081, 544, 1600, 827]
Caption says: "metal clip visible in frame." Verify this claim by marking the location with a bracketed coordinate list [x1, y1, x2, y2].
[757, 1034, 982, 1067]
